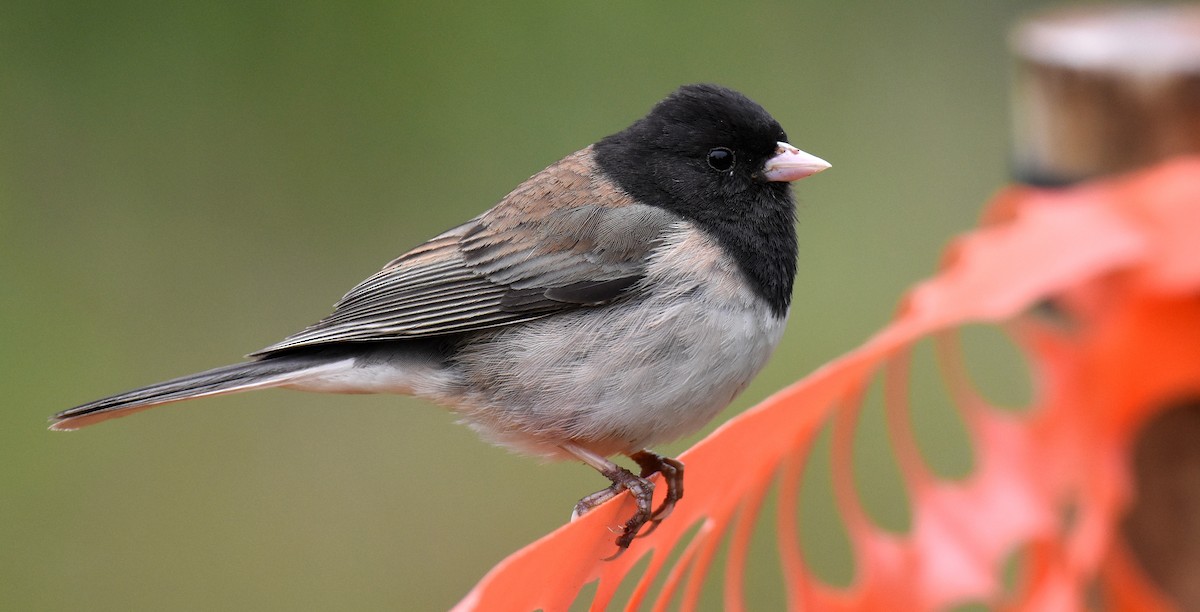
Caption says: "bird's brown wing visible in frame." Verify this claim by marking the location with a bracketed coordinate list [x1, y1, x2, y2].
[250, 148, 676, 357]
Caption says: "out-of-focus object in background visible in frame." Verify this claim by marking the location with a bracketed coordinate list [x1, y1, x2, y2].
[1011, 4, 1200, 608]
[1011, 4, 1200, 186]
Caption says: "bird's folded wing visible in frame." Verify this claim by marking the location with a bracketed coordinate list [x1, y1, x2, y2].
[250, 150, 676, 356]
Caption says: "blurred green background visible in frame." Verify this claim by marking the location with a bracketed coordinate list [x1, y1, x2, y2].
[1, 1, 1102, 609]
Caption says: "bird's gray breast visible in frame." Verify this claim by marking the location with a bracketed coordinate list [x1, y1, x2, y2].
[443, 221, 789, 459]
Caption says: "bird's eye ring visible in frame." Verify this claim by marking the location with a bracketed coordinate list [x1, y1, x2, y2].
[706, 147, 735, 172]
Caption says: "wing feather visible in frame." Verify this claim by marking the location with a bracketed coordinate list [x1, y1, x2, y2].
[250, 148, 675, 357]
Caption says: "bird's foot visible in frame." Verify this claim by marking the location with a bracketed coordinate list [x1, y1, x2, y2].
[589, 465, 654, 560]
[560, 443, 682, 560]
[630, 450, 684, 537]
[572, 484, 622, 521]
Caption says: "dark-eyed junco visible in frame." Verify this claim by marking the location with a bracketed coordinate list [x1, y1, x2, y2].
[52, 83, 829, 555]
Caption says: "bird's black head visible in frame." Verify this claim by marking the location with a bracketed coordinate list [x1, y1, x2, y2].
[594, 83, 814, 315]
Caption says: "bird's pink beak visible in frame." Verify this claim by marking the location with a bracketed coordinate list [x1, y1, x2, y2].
[760, 141, 831, 182]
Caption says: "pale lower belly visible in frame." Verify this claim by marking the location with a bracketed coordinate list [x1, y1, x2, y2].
[447, 298, 788, 458]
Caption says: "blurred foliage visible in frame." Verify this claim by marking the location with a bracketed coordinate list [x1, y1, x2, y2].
[0, 1, 1107, 609]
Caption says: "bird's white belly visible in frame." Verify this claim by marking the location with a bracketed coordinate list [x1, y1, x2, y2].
[444, 223, 790, 459]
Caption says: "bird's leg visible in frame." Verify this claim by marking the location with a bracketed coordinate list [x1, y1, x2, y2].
[629, 450, 684, 537]
[560, 443, 655, 559]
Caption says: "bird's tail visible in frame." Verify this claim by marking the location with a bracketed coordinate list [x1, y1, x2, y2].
[50, 354, 355, 431]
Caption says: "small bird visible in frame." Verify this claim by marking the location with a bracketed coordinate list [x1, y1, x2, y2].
[51, 83, 829, 556]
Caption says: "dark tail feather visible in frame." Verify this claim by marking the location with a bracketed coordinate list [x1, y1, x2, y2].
[50, 355, 349, 431]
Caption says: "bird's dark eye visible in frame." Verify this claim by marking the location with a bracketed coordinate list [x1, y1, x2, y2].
[706, 147, 735, 172]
